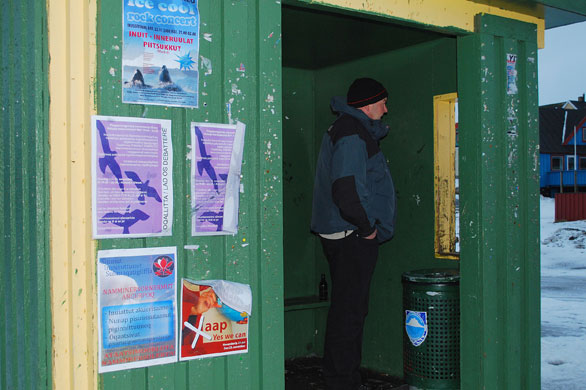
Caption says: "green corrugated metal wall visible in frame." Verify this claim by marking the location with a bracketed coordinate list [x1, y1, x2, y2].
[0, 1, 52, 390]
[96, 0, 284, 388]
[458, 14, 541, 389]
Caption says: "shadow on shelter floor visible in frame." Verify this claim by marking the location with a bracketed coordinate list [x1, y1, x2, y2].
[285, 356, 407, 390]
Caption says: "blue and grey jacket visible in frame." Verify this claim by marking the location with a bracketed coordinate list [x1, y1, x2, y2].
[310, 96, 396, 243]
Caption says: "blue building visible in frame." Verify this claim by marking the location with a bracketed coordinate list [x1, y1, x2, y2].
[540, 98, 586, 196]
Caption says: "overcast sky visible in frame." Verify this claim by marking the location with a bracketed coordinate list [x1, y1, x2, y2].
[538, 20, 586, 105]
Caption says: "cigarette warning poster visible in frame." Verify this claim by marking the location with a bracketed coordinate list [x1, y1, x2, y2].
[180, 279, 251, 360]
[191, 122, 245, 236]
[122, 0, 200, 107]
[98, 246, 178, 373]
[92, 115, 173, 239]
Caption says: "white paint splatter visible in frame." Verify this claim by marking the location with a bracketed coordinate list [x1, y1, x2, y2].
[109, 67, 116, 76]
[186, 144, 192, 160]
[413, 194, 421, 206]
[204, 33, 212, 42]
[184, 245, 200, 250]
[266, 94, 274, 103]
[200, 56, 212, 76]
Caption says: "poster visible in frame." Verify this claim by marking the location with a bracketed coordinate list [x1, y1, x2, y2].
[180, 279, 251, 360]
[506, 53, 518, 95]
[92, 115, 173, 239]
[122, 0, 200, 107]
[98, 247, 178, 373]
[191, 122, 245, 236]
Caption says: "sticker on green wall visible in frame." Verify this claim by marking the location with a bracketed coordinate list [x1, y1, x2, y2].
[122, 0, 200, 108]
[506, 54, 518, 95]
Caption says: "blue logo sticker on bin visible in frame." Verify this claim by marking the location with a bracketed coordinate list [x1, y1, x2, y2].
[405, 310, 428, 347]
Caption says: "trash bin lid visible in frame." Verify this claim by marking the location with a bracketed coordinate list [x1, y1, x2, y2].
[402, 268, 460, 284]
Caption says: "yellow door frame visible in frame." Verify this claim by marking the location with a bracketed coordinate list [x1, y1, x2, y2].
[48, 0, 98, 389]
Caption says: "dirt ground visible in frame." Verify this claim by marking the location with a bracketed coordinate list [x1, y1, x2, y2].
[285, 356, 407, 389]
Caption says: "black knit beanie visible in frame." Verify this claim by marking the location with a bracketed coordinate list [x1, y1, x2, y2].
[347, 78, 388, 108]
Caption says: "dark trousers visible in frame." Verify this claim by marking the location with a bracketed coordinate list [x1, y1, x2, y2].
[320, 234, 379, 390]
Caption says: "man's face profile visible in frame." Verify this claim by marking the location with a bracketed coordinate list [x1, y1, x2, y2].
[361, 98, 388, 120]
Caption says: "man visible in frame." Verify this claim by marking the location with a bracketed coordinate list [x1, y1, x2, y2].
[311, 78, 396, 390]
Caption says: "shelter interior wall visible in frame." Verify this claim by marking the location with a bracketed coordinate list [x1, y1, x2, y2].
[282, 18, 459, 375]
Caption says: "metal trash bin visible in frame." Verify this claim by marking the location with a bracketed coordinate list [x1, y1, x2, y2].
[402, 269, 460, 390]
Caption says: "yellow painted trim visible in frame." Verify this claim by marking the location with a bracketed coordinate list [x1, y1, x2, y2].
[434, 93, 459, 260]
[309, 0, 545, 48]
[48, 0, 97, 389]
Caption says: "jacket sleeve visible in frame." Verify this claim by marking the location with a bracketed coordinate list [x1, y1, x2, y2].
[330, 135, 375, 237]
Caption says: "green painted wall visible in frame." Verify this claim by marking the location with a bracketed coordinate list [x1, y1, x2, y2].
[282, 5, 458, 376]
[282, 67, 329, 358]
[458, 14, 540, 389]
[0, 1, 52, 390]
[96, 0, 283, 388]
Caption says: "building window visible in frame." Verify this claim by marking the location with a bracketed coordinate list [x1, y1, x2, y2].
[434, 93, 458, 260]
[583, 127, 586, 143]
[580, 157, 586, 170]
[551, 156, 563, 171]
[568, 156, 575, 171]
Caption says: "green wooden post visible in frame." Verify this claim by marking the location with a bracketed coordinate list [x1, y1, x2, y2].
[457, 14, 540, 389]
[0, 1, 51, 390]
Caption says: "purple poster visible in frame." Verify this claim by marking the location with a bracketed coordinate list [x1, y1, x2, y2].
[92, 115, 173, 238]
[191, 122, 245, 236]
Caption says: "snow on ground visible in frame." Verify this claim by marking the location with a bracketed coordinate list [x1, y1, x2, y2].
[540, 196, 586, 390]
